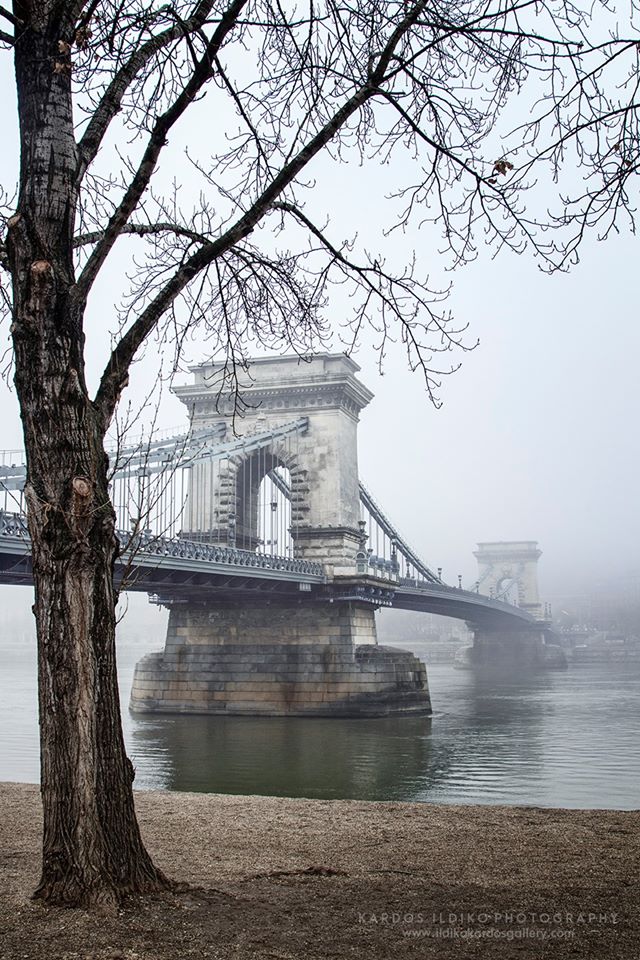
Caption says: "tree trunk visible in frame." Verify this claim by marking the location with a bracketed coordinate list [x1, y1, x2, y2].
[7, 11, 169, 907]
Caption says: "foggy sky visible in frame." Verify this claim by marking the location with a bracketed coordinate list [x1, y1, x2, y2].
[0, 41, 638, 603]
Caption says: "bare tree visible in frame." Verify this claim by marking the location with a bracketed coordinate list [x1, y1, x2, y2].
[0, 0, 637, 907]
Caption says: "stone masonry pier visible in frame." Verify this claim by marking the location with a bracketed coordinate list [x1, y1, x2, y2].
[130, 354, 431, 719]
[130, 601, 431, 717]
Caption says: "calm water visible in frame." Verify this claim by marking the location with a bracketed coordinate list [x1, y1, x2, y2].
[1, 632, 639, 808]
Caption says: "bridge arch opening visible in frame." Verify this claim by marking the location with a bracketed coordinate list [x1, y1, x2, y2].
[258, 466, 292, 557]
[494, 575, 520, 604]
[234, 450, 296, 556]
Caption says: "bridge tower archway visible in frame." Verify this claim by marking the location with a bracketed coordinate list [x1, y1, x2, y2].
[226, 444, 301, 553]
[473, 541, 544, 619]
[256, 464, 292, 557]
[175, 354, 374, 573]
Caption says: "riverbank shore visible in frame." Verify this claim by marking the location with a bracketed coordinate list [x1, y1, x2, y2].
[0, 782, 638, 959]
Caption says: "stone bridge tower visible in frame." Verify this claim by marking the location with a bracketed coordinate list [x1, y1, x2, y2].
[174, 353, 373, 574]
[474, 541, 544, 620]
[130, 354, 431, 718]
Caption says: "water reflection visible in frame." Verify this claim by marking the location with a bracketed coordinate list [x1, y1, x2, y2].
[129, 714, 434, 799]
[123, 662, 609, 806]
[2, 630, 639, 809]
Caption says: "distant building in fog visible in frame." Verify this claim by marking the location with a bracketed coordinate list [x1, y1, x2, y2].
[551, 573, 640, 634]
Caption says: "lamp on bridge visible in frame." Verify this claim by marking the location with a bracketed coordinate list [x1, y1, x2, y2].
[356, 520, 368, 575]
[227, 512, 237, 548]
[356, 520, 370, 575]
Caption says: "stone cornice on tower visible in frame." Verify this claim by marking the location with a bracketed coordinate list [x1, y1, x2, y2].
[173, 353, 374, 422]
[474, 542, 542, 563]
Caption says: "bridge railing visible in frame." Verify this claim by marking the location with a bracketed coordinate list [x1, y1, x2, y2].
[125, 529, 324, 577]
[0, 449, 27, 515]
[0, 510, 28, 539]
[1, 419, 310, 561]
[0, 509, 325, 580]
[1, 429, 530, 610]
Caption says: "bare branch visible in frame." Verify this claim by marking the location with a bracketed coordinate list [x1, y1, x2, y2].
[76, 0, 216, 183]
[93, 2, 437, 425]
[0, 6, 19, 27]
[270, 201, 470, 404]
[76, 0, 249, 299]
[74, 221, 210, 247]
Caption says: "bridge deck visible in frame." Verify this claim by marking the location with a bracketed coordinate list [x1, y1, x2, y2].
[0, 512, 539, 629]
[0, 512, 325, 601]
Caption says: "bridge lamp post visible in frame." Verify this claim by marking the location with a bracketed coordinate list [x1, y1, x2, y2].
[228, 512, 237, 549]
[390, 539, 399, 581]
[356, 549, 368, 575]
[356, 520, 369, 574]
[270, 499, 277, 555]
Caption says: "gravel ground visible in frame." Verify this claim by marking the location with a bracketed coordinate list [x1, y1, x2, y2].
[0, 782, 638, 959]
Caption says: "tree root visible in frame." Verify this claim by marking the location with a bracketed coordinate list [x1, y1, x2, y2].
[32, 869, 173, 912]
[243, 865, 348, 882]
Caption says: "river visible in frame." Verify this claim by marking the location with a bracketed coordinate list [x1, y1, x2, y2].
[1, 631, 638, 808]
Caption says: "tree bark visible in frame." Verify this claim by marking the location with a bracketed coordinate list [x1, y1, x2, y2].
[7, 10, 168, 907]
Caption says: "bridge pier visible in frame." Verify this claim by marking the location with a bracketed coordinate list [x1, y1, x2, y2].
[460, 627, 567, 669]
[130, 600, 431, 717]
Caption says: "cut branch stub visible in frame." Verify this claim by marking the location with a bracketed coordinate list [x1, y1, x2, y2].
[72, 477, 92, 498]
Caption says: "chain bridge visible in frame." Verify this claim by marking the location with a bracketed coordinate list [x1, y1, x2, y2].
[0, 354, 551, 717]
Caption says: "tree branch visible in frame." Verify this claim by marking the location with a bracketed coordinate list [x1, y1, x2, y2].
[66, 0, 106, 37]
[76, 0, 249, 300]
[271, 200, 466, 388]
[214, 55, 273, 177]
[0, 27, 13, 45]
[93, 1, 430, 427]
[0, 6, 19, 27]
[380, 90, 487, 186]
[76, 0, 216, 184]
[74, 221, 209, 247]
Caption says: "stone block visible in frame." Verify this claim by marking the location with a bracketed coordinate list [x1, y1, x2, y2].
[130, 598, 431, 717]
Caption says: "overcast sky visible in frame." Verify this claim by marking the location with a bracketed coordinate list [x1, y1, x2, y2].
[0, 23, 638, 604]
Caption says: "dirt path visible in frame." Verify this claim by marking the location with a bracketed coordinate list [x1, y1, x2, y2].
[0, 782, 638, 958]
